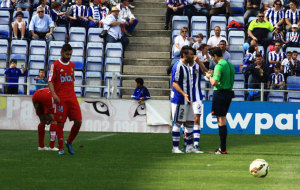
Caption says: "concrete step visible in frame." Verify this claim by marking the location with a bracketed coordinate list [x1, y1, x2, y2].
[125, 51, 170, 59]
[137, 14, 165, 23]
[132, 30, 171, 37]
[122, 95, 170, 100]
[123, 65, 169, 75]
[132, 8, 166, 16]
[123, 58, 171, 66]
[133, 2, 166, 8]
[134, 0, 165, 3]
[122, 89, 170, 96]
[130, 37, 170, 45]
[126, 44, 171, 52]
[136, 22, 165, 30]
[123, 80, 170, 88]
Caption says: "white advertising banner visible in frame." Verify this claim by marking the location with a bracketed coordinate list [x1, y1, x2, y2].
[0, 96, 170, 133]
[145, 100, 171, 126]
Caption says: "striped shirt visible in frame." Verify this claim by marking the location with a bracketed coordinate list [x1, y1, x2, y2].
[282, 58, 295, 74]
[285, 9, 300, 25]
[166, 0, 185, 7]
[268, 51, 286, 67]
[265, 8, 285, 26]
[171, 60, 193, 105]
[88, 5, 103, 21]
[286, 32, 300, 43]
[71, 4, 88, 18]
[269, 73, 284, 85]
[272, 32, 284, 43]
[190, 63, 204, 102]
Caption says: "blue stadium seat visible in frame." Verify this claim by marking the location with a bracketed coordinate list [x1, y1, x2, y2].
[172, 30, 180, 43]
[84, 87, 102, 97]
[230, 1, 244, 16]
[287, 92, 300, 102]
[210, 16, 227, 31]
[228, 30, 245, 45]
[28, 69, 40, 95]
[30, 40, 47, 55]
[232, 80, 245, 101]
[52, 27, 67, 41]
[209, 30, 227, 38]
[0, 10, 10, 25]
[18, 76, 26, 94]
[75, 87, 83, 97]
[104, 57, 122, 72]
[49, 41, 65, 56]
[171, 44, 180, 59]
[229, 45, 244, 63]
[0, 1, 12, 10]
[0, 68, 5, 93]
[69, 42, 84, 57]
[234, 73, 245, 81]
[71, 56, 84, 70]
[74, 71, 83, 97]
[10, 54, 27, 68]
[103, 88, 121, 98]
[11, 40, 28, 55]
[0, 39, 8, 68]
[208, 90, 213, 100]
[104, 72, 121, 86]
[85, 71, 102, 97]
[191, 16, 207, 30]
[88, 28, 104, 43]
[248, 16, 256, 24]
[191, 30, 207, 43]
[48, 55, 60, 68]
[86, 57, 103, 72]
[29, 55, 45, 70]
[69, 27, 86, 43]
[228, 16, 244, 31]
[286, 76, 300, 90]
[87, 42, 103, 57]
[105, 43, 123, 58]
[0, 25, 10, 39]
[13, 11, 30, 24]
[172, 16, 189, 30]
[268, 91, 285, 102]
[0, 54, 7, 68]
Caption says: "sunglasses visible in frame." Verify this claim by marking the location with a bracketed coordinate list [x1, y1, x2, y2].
[38, 11, 44, 13]
[258, 16, 264, 17]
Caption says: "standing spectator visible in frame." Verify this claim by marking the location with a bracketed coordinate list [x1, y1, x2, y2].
[265, 0, 285, 28]
[271, 26, 285, 45]
[285, 0, 300, 32]
[209, 0, 231, 17]
[244, 0, 261, 24]
[13, 0, 32, 11]
[12, 11, 27, 40]
[164, 0, 185, 30]
[267, 64, 285, 90]
[69, 0, 88, 28]
[192, 33, 204, 51]
[104, 7, 129, 50]
[131, 78, 151, 104]
[281, 51, 296, 80]
[186, 0, 209, 19]
[4, 59, 27, 94]
[34, 69, 47, 90]
[268, 41, 286, 70]
[116, 0, 138, 36]
[173, 27, 192, 57]
[51, 2, 69, 27]
[37, 0, 50, 15]
[207, 26, 228, 47]
[88, 0, 104, 28]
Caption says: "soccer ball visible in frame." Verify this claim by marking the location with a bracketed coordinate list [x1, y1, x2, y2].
[249, 159, 269, 178]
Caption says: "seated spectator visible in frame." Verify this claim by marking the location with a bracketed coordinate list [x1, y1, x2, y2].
[196, 44, 211, 68]
[283, 24, 300, 50]
[192, 33, 204, 51]
[243, 45, 256, 66]
[265, 0, 284, 28]
[246, 39, 264, 57]
[1, 0, 12, 8]
[51, 2, 69, 26]
[209, 40, 230, 69]
[37, 0, 50, 15]
[104, 6, 129, 50]
[12, 11, 27, 40]
[267, 64, 285, 90]
[116, 0, 138, 36]
[34, 69, 47, 90]
[292, 51, 300, 76]
[69, 0, 88, 28]
[271, 26, 285, 45]
[164, 0, 185, 30]
[14, 0, 31, 11]
[186, 0, 209, 19]
[173, 27, 192, 57]
[131, 78, 151, 104]
[88, 0, 104, 28]
[247, 12, 274, 49]
[101, 0, 110, 19]
[29, 7, 55, 42]
[281, 51, 296, 80]
[268, 41, 286, 70]
[51, 0, 68, 12]
[207, 26, 228, 47]
[244, 0, 261, 24]
[285, 0, 300, 32]
[4, 59, 28, 94]
[263, 0, 283, 11]
[209, 0, 231, 17]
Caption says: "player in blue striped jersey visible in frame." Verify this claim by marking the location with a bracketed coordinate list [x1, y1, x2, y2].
[285, 0, 300, 31]
[69, 0, 88, 27]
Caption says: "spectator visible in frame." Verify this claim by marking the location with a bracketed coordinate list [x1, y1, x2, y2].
[292, 51, 300, 76]
[69, 0, 88, 28]
[29, 7, 55, 42]
[247, 12, 274, 49]
[34, 69, 47, 90]
[186, 0, 209, 19]
[265, 0, 285, 28]
[104, 6, 129, 50]
[271, 26, 285, 45]
[192, 33, 204, 51]
[12, 11, 27, 40]
[37, 0, 50, 15]
[4, 59, 27, 94]
[267, 64, 285, 90]
[196, 44, 211, 68]
[284, 24, 300, 49]
[131, 78, 151, 104]
[13, 0, 32, 11]
[51, 0, 68, 12]
[268, 41, 286, 70]
[173, 27, 192, 57]
[101, 0, 110, 19]
[285, 0, 300, 32]
[88, 0, 104, 28]
[51, 2, 69, 27]
[209, 40, 230, 69]
[281, 51, 296, 80]
[243, 45, 256, 66]
[246, 39, 264, 57]
[128, 0, 134, 9]
[209, 0, 231, 17]
[164, 0, 185, 30]
[263, 0, 283, 11]
[244, 0, 261, 24]
[207, 26, 228, 47]
[116, 0, 138, 37]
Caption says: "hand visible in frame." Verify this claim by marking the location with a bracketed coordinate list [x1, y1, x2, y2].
[46, 32, 52, 38]
[173, 7, 177, 12]
[183, 93, 191, 103]
[53, 94, 60, 104]
[205, 71, 212, 79]
[253, 37, 258, 41]
[33, 33, 39, 38]
[126, 21, 130, 25]
[129, 18, 134, 24]
[194, 55, 199, 61]
[94, 20, 99, 24]
[253, 5, 258, 8]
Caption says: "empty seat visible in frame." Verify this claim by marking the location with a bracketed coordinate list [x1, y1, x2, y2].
[104, 57, 122, 72]
[0, 68, 5, 93]
[235, 73, 245, 81]
[286, 76, 300, 90]
[0, 10, 10, 25]
[28, 69, 40, 94]
[48, 55, 60, 68]
[0, 39, 8, 54]
[29, 55, 45, 70]
[228, 30, 245, 45]
[88, 28, 104, 42]
[69, 27, 86, 43]
[9, 54, 27, 68]
[74, 71, 83, 85]
[69, 41, 84, 57]
[0, 25, 10, 39]
[105, 43, 123, 58]
[0, 54, 7, 68]
[268, 91, 285, 102]
[103, 88, 121, 98]
[172, 16, 189, 30]
[75, 87, 83, 97]
[191, 30, 207, 43]
[287, 92, 300, 102]
[229, 45, 244, 62]
[85, 71, 102, 97]
[52, 27, 67, 41]
[86, 57, 103, 72]
[230, 1, 244, 16]
[104, 72, 121, 86]
[18, 76, 26, 94]
[49, 41, 65, 56]
[191, 16, 207, 30]
[71, 56, 84, 70]
[11, 40, 28, 55]
[210, 16, 227, 31]
[30, 40, 47, 55]
[87, 42, 103, 57]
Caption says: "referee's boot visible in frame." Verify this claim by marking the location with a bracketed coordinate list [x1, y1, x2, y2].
[211, 148, 227, 154]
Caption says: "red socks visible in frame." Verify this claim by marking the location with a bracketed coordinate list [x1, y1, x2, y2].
[56, 125, 64, 150]
[38, 124, 45, 148]
[49, 123, 57, 148]
[67, 125, 81, 144]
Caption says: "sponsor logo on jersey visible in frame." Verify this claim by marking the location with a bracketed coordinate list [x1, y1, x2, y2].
[60, 69, 64, 72]
[58, 105, 64, 113]
[60, 75, 73, 83]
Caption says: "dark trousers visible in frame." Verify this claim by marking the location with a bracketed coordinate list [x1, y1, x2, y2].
[165, 7, 184, 26]
[106, 34, 129, 50]
[187, 5, 209, 20]
[70, 18, 88, 28]
[125, 18, 139, 34]
[209, 1, 232, 16]
[6, 86, 18, 94]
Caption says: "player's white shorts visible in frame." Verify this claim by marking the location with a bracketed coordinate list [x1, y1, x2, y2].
[192, 101, 203, 115]
[171, 103, 194, 122]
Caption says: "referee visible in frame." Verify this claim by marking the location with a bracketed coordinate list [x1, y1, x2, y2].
[205, 47, 235, 154]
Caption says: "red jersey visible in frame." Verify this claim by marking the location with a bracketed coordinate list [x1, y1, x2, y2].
[32, 88, 54, 115]
[48, 59, 76, 100]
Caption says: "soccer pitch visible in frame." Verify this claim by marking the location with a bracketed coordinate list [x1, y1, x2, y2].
[1, 130, 300, 190]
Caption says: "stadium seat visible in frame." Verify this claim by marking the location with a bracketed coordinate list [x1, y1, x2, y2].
[0, 68, 5, 93]
[11, 40, 28, 55]
[18, 76, 26, 94]
[0, 25, 10, 39]
[84, 88, 102, 97]
[234, 73, 245, 81]
[105, 43, 123, 58]
[228, 16, 244, 31]
[232, 80, 245, 101]
[210, 16, 227, 31]
[68, 42, 85, 57]
[103, 88, 121, 98]
[172, 30, 181, 43]
[74, 71, 83, 97]
[286, 76, 300, 90]
[0, 39, 8, 68]
[87, 42, 103, 57]
[209, 30, 227, 38]
[104, 57, 122, 72]
[104, 72, 121, 86]
[71, 56, 84, 70]
[191, 16, 207, 30]
[85, 71, 102, 97]
[208, 90, 213, 101]
[228, 30, 245, 45]
[48, 55, 60, 68]
[229, 45, 244, 63]
[287, 92, 300, 102]
[69, 27, 86, 43]
[172, 16, 189, 30]
[268, 91, 285, 102]
[49, 41, 65, 56]
[75, 87, 83, 97]
[9, 54, 27, 68]
[171, 44, 180, 59]
[52, 27, 67, 41]
[258, 45, 264, 56]
[0, 10, 10, 25]
[230, 1, 244, 16]
[191, 30, 207, 43]
[30, 40, 47, 55]
[0, 1, 12, 10]
[248, 16, 256, 24]
[0, 54, 7, 68]
[86, 57, 103, 72]
[88, 28, 104, 43]
[29, 55, 45, 70]
[28, 69, 40, 95]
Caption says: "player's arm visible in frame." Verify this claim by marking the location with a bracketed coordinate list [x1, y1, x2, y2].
[194, 56, 208, 73]
[48, 81, 60, 104]
[173, 81, 191, 103]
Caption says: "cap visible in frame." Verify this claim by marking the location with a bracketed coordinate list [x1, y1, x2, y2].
[292, 24, 298, 28]
[111, 7, 120, 12]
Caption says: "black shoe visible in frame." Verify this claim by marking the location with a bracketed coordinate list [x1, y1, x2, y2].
[164, 25, 169, 30]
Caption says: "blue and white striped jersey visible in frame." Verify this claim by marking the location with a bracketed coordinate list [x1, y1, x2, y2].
[285, 9, 300, 25]
[287, 32, 300, 43]
[88, 5, 103, 21]
[71, 4, 88, 18]
[190, 63, 204, 102]
[268, 51, 286, 67]
[269, 73, 284, 85]
[265, 8, 284, 26]
[171, 60, 193, 105]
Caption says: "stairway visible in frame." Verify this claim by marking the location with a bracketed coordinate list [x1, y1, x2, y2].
[122, 0, 171, 100]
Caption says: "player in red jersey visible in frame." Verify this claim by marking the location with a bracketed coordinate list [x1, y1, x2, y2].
[48, 43, 82, 155]
[32, 87, 59, 151]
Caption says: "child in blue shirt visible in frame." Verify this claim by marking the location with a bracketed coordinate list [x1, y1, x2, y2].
[34, 69, 47, 91]
[4, 59, 27, 94]
[131, 78, 151, 104]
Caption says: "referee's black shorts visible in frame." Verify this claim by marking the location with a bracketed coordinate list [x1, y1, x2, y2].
[212, 90, 234, 117]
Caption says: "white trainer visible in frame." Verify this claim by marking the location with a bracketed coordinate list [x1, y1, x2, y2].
[186, 147, 204, 154]
[172, 147, 184, 153]
[128, 4, 135, 9]
[38, 147, 50, 151]
[49, 147, 59, 151]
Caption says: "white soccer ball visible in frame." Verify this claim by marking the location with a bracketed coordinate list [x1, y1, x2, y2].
[249, 159, 269, 178]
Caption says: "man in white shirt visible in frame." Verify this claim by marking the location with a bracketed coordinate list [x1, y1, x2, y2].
[209, 0, 231, 16]
[207, 26, 228, 47]
[116, 0, 138, 36]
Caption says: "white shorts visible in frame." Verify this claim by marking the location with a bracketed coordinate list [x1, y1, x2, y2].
[171, 103, 194, 122]
[192, 101, 203, 115]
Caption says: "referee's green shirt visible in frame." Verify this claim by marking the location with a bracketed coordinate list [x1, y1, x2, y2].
[212, 59, 235, 90]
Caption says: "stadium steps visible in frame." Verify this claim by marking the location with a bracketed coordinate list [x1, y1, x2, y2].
[136, 22, 166, 30]
[132, 8, 165, 15]
[132, 30, 171, 37]
[126, 44, 171, 52]
[133, 2, 166, 8]
[123, 58, 170, 66]
[129, 37, 170, 45]
[124, 51, 169, 59]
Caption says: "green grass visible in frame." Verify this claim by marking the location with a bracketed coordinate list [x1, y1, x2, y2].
[0, 130, 300, 190]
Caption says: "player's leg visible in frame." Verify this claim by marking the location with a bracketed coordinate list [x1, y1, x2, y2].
[192, 101, 202, 149]
[37, 115, 47, 150]
[53, 101, 68, 155]
[217, 116, 227, 154]
[48, 120, 59, 151]
[56, 122, 65, 155]
[171, 103, 184, 153]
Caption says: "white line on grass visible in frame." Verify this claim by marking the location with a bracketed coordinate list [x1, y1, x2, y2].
[88, 133, 116, 141]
